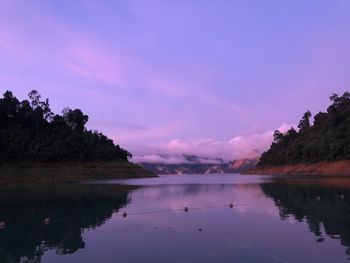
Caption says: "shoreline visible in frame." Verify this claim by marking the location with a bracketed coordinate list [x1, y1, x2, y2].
[246, 160, 350, 176]
[0, 161, 157, 185]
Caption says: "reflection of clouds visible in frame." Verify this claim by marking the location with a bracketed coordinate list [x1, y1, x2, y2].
[111, 174, 273, 186]
[124, 182, 279, 218]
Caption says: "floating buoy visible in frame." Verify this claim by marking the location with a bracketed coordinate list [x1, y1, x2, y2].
[0, 221, 5, 229]
[122, 212, 128, 218]
[340, 194, 345, 200]
[184, 207, 189, 212]
[229, 203, 234, 208]
[316, 237, 325, 243]
[44, 218, 50, 225]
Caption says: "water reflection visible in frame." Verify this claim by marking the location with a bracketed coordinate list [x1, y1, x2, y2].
[262, 178, 350, 259]
[0, 176, 350, 262]
[0, 184, 135, 263]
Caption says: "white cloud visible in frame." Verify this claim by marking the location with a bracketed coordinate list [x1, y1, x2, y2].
[132, 154, 191, 164]
[131, 123, 294, 163]
[132, 154, 224, 164]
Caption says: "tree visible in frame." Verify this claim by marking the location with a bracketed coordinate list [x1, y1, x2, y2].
[273, 130, 283, 143]
[330, 93, 339, 102]
[28, 90, 53, 121]
[0, 90, 131, 162]
[258, 91, 350, 167]
[63, 108, 88, 132]
[298, 111, 312, 131]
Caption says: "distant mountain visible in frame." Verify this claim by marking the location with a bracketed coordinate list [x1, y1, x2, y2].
[229, 149, 260, 172]
[229, 158, 259, 173]
[137, 151, 260, 175]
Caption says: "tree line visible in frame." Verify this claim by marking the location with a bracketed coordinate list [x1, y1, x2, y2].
[258, 92, 350, 166]
[0, 90, 131, 161]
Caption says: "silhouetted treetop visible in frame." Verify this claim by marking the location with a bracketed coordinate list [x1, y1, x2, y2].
[0, 90, 131, 161]
[298, 110, 312, 132]
[258, 91, 350, 166]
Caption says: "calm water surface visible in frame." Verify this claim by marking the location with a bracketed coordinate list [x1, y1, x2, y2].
[1, 174, 350, 263]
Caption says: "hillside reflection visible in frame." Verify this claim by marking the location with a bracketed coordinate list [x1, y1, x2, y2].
[0, 184, 135, 263]
[261, 179, 350, 258]
[1, 176, 350, 263]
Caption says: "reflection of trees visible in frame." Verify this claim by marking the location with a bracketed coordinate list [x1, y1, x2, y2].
[261, 182, 350, 257]
[0, 184, 135, 263]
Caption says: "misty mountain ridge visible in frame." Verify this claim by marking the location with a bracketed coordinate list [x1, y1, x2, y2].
[135, 150, 260, 175]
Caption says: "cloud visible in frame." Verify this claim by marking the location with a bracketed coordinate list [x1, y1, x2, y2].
[132, 154, 191, 164]
[0, 38, 15, 52]
[112, 122, 184, 145]
[0, 30, 25, 56]
[131, 123, 294, 163]
[63, 44, 127, 85]
[132, 153, 224, 164]
[58, 33, 249, 123]
[89, 120, 149, 131]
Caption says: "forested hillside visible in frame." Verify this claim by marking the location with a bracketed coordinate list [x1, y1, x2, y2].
[258, 92, 350, 167]
[0, 90, 131, 161]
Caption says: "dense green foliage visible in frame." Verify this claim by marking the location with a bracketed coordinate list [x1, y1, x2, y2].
[258, 92, 350, 166]
[0, 90, 131, 161]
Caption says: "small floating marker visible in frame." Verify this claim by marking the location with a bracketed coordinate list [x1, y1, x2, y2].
[340, 194, 345, 200]
[198, 228, 202, 232]
[229, 203, 234, 208]
[44, 218, 50, 225]
[0, 221, 5, 229]
[122, 212, 128, 218]
[316, 237, 325, 243]
[317, 196, 321, 201]
[184, 207, 189, 212]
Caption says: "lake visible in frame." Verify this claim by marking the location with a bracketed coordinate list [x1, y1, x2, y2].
[1, 174, 350, 263]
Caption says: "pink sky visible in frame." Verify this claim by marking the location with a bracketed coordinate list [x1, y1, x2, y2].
[1, 1, 350, 162]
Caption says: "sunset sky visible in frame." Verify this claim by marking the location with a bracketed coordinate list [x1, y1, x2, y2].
[1, 0, 350, 162]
